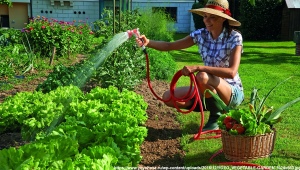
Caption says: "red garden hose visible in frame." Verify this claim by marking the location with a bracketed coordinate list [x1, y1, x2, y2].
[143, 51, 270, 170]
[144, 52, 221, 140]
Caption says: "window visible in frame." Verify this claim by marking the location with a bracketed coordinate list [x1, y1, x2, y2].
[152, 7, 177, 22]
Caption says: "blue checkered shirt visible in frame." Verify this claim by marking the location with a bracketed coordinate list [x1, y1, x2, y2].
[190, 28, 243, 91]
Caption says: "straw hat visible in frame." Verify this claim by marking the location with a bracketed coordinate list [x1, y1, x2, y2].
[189, 0, 241, 27]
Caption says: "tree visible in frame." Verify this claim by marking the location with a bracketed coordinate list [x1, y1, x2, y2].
[0, 0, 12, 6]
[249, 0, 255, 5]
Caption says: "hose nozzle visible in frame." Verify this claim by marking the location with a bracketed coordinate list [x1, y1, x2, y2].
[127, 28, 147, 54]
[126, 28, 140, 39]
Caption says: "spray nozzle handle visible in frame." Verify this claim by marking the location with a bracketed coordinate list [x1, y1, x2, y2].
[132, 28, 140, 38]
[127, 28, 147, 54]
[127, 28, 140, 39]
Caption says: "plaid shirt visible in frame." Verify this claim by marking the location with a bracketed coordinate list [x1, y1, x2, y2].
[190, 28, 243, 91]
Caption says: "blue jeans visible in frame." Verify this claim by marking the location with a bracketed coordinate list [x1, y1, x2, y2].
[228, 85, 244, 108]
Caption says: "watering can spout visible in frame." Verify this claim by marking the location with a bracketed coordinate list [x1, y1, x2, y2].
[126, 28, 140, 39]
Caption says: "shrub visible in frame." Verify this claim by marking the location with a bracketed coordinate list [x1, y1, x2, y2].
[93, 9, 142, 39]
[0, 56, 15, 78]
[36, 64, 79, 93]
[138, 8, 175, 42]
[91, 9, 144, 91]
[22, 16, 94, 57]
[95, 40, 145, 91]
[239, 0, 284, 40]
[38, 8, 178, 92]
[0, 29, 39, 78]
[0, 28, 22, 46]
[36, 59, 96, 93]
[0, 0, 12, 6]
[191, 1, 207, 30]
[147, 49, 176, 80]
[93, 9, 177, 91]
[0, 44, 32, 77]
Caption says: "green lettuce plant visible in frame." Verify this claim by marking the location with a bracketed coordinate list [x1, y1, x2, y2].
[205, 77, 300, 135]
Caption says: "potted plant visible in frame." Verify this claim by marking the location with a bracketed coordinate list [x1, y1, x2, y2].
[204, 77, 300, 161]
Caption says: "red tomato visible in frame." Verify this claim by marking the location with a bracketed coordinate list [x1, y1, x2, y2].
[232, 124, 245, 134]
[223, 116, 233, 125]
[225, 121, 234, 130]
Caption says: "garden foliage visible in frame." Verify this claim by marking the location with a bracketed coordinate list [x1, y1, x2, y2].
[147, 49, 177, 81]
[137, 8, 176, 42]
[0, 29, 29, 77]
[0, 28, 21, 46]
[93, 9, 176, 91]
[191, 0, 284, 40]
[35, 60, 95, 93]
[1, 8, 177, 92]
[0, 0, 11, 6]
[23, 16, 94, 57]
[239, 0, 284, 40]
[191, 1, 207, 30]
[206, 77, 300, 136]
[0, 17, 96, 83]
[0, 85, 148, 168]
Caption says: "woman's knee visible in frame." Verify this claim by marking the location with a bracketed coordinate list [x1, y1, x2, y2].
[162, 91, 173, 106]
[195, 72, 209, 84]
[162, 90, 170, 101]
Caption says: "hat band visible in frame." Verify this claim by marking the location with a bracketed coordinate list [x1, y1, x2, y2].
[205, 5, 232, 16]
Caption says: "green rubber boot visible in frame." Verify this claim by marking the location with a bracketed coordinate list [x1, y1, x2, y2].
[202, 97, 222, 131]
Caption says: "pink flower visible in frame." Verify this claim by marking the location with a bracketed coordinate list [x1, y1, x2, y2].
[41, 25, 46, 29]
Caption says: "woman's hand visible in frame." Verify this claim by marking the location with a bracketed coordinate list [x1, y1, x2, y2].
[136, 35, 149, 47]
[181, 66, 199, 76]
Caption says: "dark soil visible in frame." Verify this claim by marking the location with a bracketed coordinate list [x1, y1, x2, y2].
[0, 65, 184, 167]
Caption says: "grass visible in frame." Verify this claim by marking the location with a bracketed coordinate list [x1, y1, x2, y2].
[168, 35, 300, 167]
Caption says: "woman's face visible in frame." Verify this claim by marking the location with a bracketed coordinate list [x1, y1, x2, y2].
[203, 13, 226, 32]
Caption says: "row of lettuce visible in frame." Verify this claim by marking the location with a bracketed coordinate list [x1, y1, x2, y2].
[0, 85, 148, 169]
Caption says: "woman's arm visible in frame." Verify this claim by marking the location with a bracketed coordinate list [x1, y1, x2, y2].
[182, 45, 242, 79]
[137, 35, 195, 51]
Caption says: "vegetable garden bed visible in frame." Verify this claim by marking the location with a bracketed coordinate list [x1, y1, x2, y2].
[0, 75, 185, 168]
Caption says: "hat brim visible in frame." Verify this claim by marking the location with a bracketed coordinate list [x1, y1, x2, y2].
[189, 8, 241, 27]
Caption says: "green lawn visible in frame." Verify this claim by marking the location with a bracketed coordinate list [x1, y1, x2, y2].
[168, 37, 300, 167]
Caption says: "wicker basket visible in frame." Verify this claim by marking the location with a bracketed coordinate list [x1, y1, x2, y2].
[221, 129, 276, 161]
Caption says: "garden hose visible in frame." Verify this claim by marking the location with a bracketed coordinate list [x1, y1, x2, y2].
[144, 52, 221, 140]
[142, 48, 270, 170]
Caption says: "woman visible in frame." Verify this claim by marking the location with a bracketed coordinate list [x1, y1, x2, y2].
[136, 0, 244, 131]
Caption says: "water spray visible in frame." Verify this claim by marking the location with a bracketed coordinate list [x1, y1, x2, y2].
[71, 31, 130, 89]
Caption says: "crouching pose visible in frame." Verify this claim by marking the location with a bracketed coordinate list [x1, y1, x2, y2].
[136, 0, 244, 131]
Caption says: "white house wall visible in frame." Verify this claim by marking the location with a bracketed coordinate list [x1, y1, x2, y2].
[11, 0, 30, 2]
[31, 0, 99, 26]
[29, 0, 195, 33]
[132, 0, 194, 33]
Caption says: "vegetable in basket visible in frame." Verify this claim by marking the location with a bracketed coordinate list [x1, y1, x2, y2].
[204, 77, 300, 135]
